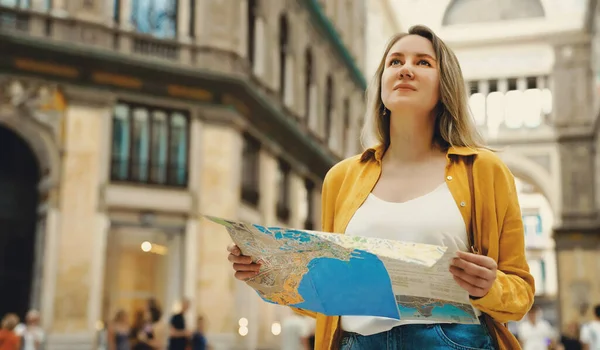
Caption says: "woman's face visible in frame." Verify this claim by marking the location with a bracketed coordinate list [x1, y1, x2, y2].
[380, 35, 440, 116]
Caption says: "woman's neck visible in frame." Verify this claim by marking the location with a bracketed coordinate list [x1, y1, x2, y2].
[385, 111, 439, 163]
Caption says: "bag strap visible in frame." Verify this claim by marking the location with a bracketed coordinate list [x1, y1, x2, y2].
[466, 156, 479, 254]
[466, 156, 502, 350]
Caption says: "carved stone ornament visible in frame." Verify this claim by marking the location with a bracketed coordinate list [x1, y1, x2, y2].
[0, 77, 66, 141]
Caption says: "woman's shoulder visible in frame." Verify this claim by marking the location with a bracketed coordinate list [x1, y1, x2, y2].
[324, 153, 367, 185]
[473, 148, 513, 175]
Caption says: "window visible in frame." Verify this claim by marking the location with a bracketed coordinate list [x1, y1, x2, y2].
[130, 0, 177, 38]
[247, 0, 258, 67]
[523, 214, 542, 236]
[279, 14, 288, 100]
[113, 0, 120, 23]
[304, 180, 315, 230]
[189, 0, 195, 37]
[304, 48, 313, 121]
[469, 93, 486, 126]
[110, 102, 189, 187]
[241, 133, 260, 205]
[342, 98, 350, 153]
[276, 159, 291, 222]
[325, 75, 334, 139]
[468, 81, 479, 95]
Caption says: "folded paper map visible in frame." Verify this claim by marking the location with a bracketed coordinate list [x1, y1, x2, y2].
[206, 215, 479, 324]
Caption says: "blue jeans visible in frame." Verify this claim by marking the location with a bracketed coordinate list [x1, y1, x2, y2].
[340, 323, 495, 350]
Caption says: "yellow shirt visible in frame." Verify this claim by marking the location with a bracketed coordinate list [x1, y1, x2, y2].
[294, 145, 535, 350]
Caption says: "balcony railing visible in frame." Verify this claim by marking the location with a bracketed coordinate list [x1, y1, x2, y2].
[0, 5, 246, 74]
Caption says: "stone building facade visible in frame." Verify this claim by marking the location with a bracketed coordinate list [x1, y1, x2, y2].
[0, 0, 366, 349]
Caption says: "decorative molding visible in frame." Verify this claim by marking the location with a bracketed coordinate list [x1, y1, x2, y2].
[526, 154, 552, 173]
[62, 84, 116, 107]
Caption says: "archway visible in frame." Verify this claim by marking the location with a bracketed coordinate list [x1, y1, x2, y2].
[0, 125, 41, 319]
[514, 176, 559, 327]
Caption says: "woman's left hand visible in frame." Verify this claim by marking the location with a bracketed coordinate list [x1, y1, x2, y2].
[449, 251, 497, 298]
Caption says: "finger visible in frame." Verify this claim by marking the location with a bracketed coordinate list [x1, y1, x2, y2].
[456, 251, 497, 270]
[227, 244, 241, 256]
[233, 262, 261, 272]
[449, 265, 489, 289]
[451, 257, 494, 280]
[235, 271, 259, 281]
[228, 253, 253, 264]
[452, 274, 487, 298]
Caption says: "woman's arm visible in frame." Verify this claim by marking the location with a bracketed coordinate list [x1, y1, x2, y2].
[470, 172, 535, 323]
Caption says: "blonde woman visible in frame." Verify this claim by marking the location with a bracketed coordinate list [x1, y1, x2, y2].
[227, 25, 534, 349]
[0, 314, 21, 350]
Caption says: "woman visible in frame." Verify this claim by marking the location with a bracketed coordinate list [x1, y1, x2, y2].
[0, 314, 21, 350]
[107, 309, 131, 350]
[131, 305, 164, 350]
[227, 25, 534, 349]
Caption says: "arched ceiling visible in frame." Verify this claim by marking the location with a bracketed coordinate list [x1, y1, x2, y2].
[443, 0, 545, 26]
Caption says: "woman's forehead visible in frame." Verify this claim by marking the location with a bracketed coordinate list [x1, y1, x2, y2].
[388, 35, 436, 58]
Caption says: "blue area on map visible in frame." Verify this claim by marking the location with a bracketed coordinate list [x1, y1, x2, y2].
[291, 250, 400, 319]
[398, 303, 473, 319]
[251, 223, 398, 318]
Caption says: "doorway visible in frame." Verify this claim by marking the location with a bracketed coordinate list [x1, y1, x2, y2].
[0, 125, 40, 319]
[103, 225, 184, 325]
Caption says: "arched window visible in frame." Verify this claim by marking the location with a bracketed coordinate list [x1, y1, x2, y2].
[325, 75, 334, 139]
[130, 0, 178, 38]
[442, 0, 544, 26]
[279, 14, 289, 100]
[247, 0, 258, 67]
[304, 48, 313, 120]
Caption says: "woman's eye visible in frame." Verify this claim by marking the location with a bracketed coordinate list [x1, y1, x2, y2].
[390, 59, 401, 66]
[418, 60, 431, 66]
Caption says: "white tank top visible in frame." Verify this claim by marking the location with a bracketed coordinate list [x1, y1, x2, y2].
[341, 182, 477, 335]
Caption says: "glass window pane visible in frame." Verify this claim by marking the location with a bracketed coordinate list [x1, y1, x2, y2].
[112, 104, 130, 180]
[150, 111, 168, 184]
[0, 0, 16, 6]
[168, 113, 187, 186]
[469, 93, 486, 126]
[486, 92, 505, 129]
[132, 108, 150, 182]
[130, 0, 177, 38]
[504, 90, 524, 129]
[523, 89, 542, 128]
[541, 88, 552, 115]
[242, 135, 259, 191]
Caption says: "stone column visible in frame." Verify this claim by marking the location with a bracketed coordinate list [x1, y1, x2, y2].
[195, 114, 243, 348]
[551, 41, 600, 328]
[257, 149, 278, 346]
[50, 87, 113, 343]
[183, 116, 201, 330]
[40, 205, 61, 331]
[289, 173, 304, 229]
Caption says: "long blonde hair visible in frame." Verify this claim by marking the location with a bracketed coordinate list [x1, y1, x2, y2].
[361, 25, 485, 151]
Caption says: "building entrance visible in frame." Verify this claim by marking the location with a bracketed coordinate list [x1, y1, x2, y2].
[0, 126, 40, 319]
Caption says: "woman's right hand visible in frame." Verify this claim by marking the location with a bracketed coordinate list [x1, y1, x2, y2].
[227, 243, 261, 280]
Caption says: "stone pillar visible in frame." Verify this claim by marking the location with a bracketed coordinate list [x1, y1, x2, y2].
[289, 173, 305, 229]
[40, 205, 61, 331]
[184, 116, 201, 330]
[49, 87, 113, 344]
[195, 118, 243, 348]
[257, 149, 278, 347]
[552, 41, 600, 329]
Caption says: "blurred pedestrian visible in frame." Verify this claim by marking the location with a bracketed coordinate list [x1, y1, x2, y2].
[15, 310, 45, 350]
[107, 309, 130, 350]
[581, 304, 600, 350]
[0, 313, 21, 350]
